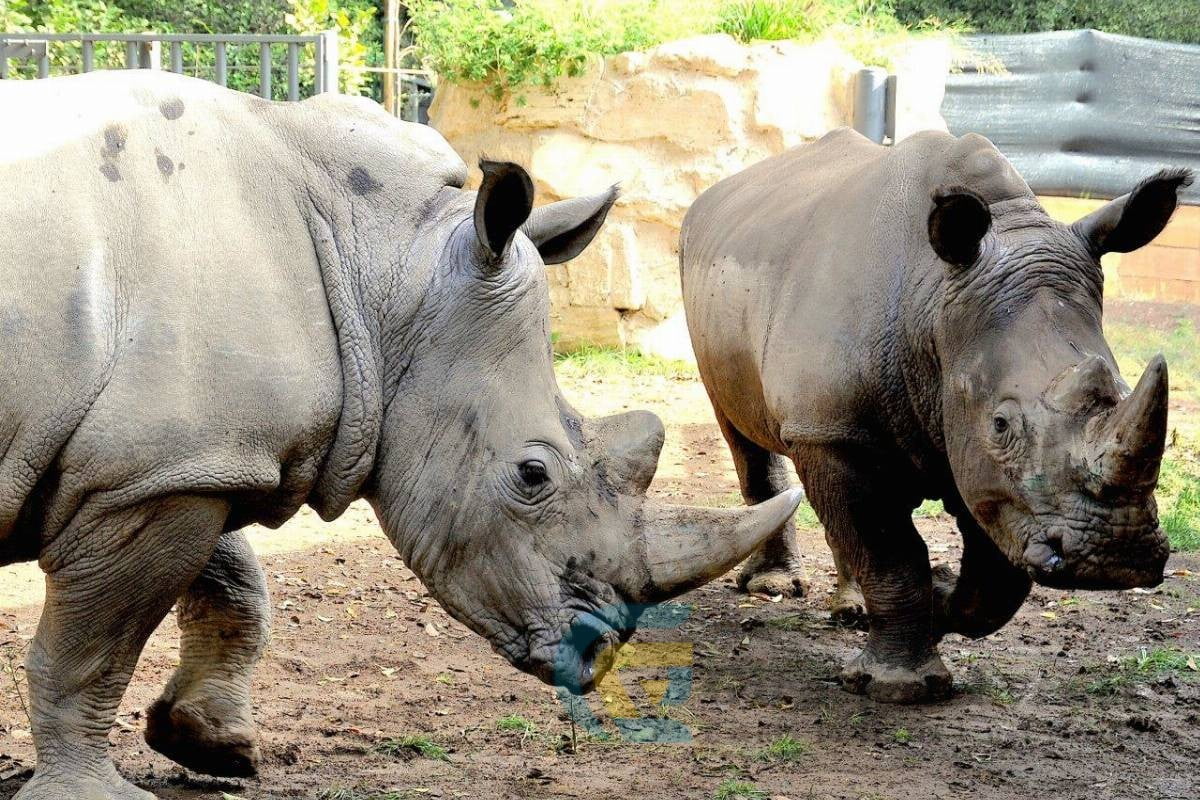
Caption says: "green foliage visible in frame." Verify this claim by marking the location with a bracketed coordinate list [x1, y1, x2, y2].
[892, 0, 1200, 44]
[407, 0, 951, 99]
[0, 0, 380, 98]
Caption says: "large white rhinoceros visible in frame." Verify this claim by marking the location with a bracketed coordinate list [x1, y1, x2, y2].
[0, 71, 800, 799]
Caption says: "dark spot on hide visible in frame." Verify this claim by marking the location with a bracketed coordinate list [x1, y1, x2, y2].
[348, 166, 383, 196]
[102, 125, 127, 158]
[159, 97, 185, 120]
[155, 150, 174, 179]
[99, 163, 121, 182]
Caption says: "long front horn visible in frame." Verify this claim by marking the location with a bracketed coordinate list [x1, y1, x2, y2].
[1093, 354, 1169, 491]
[618, 488, 804, 602]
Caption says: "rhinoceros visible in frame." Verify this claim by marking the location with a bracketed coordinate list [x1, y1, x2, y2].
[681, 127, 1186, 703]
[0, 71, 802, 799]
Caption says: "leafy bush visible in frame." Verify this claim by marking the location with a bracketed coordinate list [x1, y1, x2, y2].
[407, 0, 950, 99]
[892, 0, 1200, 45]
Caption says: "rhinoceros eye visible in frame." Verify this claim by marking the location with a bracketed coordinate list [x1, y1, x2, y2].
[992, 415, 1009, 435]
[518, 460, 549, 487]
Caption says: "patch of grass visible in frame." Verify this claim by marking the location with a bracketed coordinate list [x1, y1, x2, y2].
[715, 780, 768, 800]
[913, 498, 945, 518]
[1159, 452, 1200, 552]
[764, 612, 814, 631]
[372, 734, 449, 762]
[1107, 318, 1200, 410]
[553, 343, 696, 381]
[754, 733, 812, 761]
[495, 714, 539, 737]
[795, 499, 822, 529]
[891, 727, 912, 744]
[716, 0, 822, 41]
[1086, 647, 1200, 696]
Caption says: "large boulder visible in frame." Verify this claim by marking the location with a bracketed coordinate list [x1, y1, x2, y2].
[429, 34, 951, 358]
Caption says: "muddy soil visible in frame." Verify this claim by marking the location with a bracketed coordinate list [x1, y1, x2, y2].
[2, 300, 1197, 800]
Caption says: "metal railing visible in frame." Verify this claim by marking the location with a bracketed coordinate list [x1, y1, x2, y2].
[0, 31, 340, 99]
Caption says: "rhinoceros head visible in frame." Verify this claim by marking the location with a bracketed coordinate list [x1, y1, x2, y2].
[928, 169, 1192, 590]
[367, 161, 801, 691]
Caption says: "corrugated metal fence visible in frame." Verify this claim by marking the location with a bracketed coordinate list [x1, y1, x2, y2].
[942, 29, 1200, 205]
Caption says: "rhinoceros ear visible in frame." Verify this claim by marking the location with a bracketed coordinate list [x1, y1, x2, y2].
[928, 187, 991, 268]
[474, 159, 535, 260]
[522, 185, 619, 265]
[1072, 168, 1193, 256]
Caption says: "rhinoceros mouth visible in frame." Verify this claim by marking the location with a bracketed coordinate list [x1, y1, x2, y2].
[1019, 509, 1168, 590]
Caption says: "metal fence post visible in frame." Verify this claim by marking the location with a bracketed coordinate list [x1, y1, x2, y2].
[318, 29, 339, 93]
[852, 67, 888, 144]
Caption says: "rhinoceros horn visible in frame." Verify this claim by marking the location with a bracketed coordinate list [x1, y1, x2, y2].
[617, 489, 804, 602]
[1093, 354, 1169, 492]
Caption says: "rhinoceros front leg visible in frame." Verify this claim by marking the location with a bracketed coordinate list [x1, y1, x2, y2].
[16, 495, 229, 800]
[145, 530, 270, 778]
[800, 446, 951, 704]
[711, 409, 809, 598]
[932, 513, 1032, 640]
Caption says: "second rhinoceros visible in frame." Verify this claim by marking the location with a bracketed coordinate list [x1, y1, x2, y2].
[0, 72, 801, 799]
[681, 127, 1185, 702]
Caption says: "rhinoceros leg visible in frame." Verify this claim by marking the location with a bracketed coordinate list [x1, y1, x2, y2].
[932, 513, 1031, 640]
[824, 538, 867, 629]
[711, 410, 809, 598]
[799, 446, 951, 704]
[145, 530, 269, 778]
[17, 495, 228, 800]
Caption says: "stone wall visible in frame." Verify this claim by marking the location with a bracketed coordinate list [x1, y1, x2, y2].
[429, 34, 953, 359]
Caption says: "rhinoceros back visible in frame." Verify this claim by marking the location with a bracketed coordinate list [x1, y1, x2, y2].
[0, 72, 353, 561]
[680, 127, 1035, 454]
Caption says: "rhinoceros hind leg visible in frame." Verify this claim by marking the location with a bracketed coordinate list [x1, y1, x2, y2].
[20, 495, 229, 800]
[829, 571, 868, 629]
[145, 530, 269, 778]
[711, 409, 809, 598]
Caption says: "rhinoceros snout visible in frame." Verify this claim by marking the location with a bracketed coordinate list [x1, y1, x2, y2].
[1022, 522, 1169, 590]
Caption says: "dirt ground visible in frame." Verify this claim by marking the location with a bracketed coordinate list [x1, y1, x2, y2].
[2, 301, 1198, 800]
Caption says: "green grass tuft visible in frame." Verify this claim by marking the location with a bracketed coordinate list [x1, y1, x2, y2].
[754, 733, 812, 761]
[1086, 647, 1200, 695]
[495, 714, 539, 736]
[372, 734, 449, 762]
[891, 727, 912, 744]
[715, 780, 768, 800]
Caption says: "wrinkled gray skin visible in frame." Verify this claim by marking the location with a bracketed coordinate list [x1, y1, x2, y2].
[682, 128, 1186, 703]
[0, 72, 802, 799]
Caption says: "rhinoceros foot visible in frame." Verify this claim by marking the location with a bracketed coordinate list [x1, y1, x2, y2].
[839, 650, 952, 704]
[13, 763, 156, 800]
[736, 549, 809, 598]
[145, 696, 260, 778]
